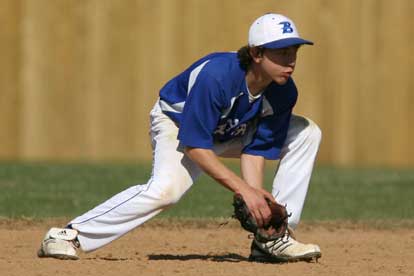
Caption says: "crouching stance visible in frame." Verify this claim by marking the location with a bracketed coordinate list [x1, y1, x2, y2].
[38, 13, 322, 263]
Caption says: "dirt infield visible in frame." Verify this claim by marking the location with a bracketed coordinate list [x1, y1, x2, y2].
[1, 219, 413, 276]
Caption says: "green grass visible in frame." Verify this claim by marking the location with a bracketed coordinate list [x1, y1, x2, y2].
[0, 161, 413, 221]
[302, 167, 414, 220]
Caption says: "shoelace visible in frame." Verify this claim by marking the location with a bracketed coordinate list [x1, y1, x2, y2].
[265, 231, 293, 253]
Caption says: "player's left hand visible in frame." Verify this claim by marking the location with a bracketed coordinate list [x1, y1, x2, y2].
[233, 193, 289, 242]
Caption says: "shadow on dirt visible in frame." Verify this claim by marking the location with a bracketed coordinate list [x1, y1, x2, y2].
[148, 253, 249, 263]
[84, 256, 132, 261]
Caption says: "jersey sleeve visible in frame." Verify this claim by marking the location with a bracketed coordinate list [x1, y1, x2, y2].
[177, 72, 225, 149]
[242, 109, 292, 160]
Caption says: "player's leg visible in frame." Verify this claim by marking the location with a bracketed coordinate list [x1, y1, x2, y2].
[38, 101, 202, 258]
[216, 116, 322, 262]
[271, 115, 321, 229]
[249, 115, 322, 262]
[214, 115, 321, 229]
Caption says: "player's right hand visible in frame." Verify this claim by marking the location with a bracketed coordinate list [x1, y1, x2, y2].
[236, 186, 274, 228]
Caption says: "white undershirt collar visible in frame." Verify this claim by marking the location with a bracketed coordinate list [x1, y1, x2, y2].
[245, 79, 263, 103]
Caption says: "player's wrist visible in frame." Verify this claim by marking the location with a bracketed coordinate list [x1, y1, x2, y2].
[233, 181, 255, 196]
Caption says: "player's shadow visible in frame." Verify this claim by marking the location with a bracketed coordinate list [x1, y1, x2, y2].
[148, 253, 248, 263]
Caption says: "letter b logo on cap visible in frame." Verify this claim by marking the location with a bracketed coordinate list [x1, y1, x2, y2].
[279, 21, 294, 34]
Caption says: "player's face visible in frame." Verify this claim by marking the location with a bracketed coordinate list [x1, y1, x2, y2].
[261, 46, 299, 85]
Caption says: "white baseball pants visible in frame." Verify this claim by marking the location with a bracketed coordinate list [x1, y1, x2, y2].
[69, 101, 321, 252]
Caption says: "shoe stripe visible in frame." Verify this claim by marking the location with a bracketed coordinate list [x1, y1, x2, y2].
[278, 243, 293, 253]
[271, 240, 289, 251]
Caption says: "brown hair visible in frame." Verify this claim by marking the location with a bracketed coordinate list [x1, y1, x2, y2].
[237, 45, 265, 71]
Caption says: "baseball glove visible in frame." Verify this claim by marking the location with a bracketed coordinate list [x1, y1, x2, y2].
[233, 193, 289, 242]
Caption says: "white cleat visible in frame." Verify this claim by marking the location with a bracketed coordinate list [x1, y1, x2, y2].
[249, 231, 321, 263]
[37, 227, 80, 260]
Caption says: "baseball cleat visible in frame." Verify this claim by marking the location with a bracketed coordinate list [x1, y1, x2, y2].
[249, 232, 321, 263]
[37, 227, 80, 260]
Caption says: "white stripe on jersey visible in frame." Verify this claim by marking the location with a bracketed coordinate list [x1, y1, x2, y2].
[159, 99, 185, 113]
[160, 60, 210, 114]
[187, 60, 210, 94]
[221, 92, 244, 119]
[261, 97, 274, 117]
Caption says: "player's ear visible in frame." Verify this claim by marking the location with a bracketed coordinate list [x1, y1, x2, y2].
[249, 47, 264, 63]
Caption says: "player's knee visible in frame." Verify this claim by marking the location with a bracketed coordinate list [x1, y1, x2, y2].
[305, 118, 322, 146]
[159, 190, 183, 206]
[151, 179, 189, 207]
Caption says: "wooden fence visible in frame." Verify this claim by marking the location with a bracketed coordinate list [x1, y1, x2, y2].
[1, 0, 413, 166]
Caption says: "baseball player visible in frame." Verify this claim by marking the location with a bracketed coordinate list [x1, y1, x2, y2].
[38, 13, 322, 262]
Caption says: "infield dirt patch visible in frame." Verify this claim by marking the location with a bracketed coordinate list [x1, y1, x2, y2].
[1, 219, 413, 276]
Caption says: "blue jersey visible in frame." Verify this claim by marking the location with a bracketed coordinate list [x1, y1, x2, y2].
[159, 52, 297, 160]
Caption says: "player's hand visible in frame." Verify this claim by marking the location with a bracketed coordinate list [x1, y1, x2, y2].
[236, 186, 275, 228]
